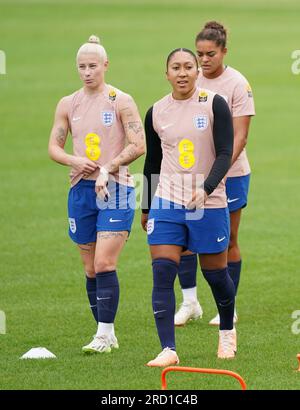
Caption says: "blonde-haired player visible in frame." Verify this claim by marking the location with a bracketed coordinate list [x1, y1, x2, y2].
[175, 22, 255, 326]
[48, 35, 145, 353]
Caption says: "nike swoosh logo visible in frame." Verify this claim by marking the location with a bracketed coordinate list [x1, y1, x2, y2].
[72, 117, 81, 121]
[161, 123, 173, 130]
[217, 236, 226, 242]
[109, 218, 122, 222]
[227, 198, 239, 203]
[96, 297, 111, 301]
[90, 304, 97, 308]
[154, 310, 166, 315]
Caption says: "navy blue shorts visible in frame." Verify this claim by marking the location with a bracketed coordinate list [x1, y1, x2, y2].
[226, 174, 250, 212]
[147, 197, 230, 254]
[68, 179, 135, 244]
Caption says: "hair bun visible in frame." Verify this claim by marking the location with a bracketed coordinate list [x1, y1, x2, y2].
[88, 35, 100, 44]
[204, 21, 225, 31]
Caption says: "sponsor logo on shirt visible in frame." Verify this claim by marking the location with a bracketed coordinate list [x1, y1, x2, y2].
[194, 115, 208, 131]
[102, 111, 115, 127]
[109, 89, 117, 101]
[246, 84, 253, 98]
[198, 90, 208, 102]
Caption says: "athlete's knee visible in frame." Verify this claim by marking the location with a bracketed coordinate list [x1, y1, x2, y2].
[82, 260, 95, 277]
[94, 257, 116, 273]
[85, 269, 96, 278]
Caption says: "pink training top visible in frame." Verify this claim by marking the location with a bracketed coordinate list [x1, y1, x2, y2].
[152, 87, 227, 209]
[66, 84, 134, 187]
[197, 66, 255, 177]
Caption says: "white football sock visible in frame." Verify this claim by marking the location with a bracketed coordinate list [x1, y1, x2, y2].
[96, 322, 113, 337]
[182, 286, 198, 303]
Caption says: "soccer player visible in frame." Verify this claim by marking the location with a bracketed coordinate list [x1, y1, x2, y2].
[141, 48, 235, 366]
[175, 21, 255, 327]
[48, 35, 145, 353]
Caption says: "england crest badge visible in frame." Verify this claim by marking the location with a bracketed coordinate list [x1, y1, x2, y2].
[68, 218, 76, 234]
[101, 111, 115, 127]
[147, 218, 155, 235]
[194, 115, 208, 131]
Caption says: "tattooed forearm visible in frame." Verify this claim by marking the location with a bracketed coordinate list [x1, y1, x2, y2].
[106, 144, 141, 172]
[56, 127, 67, 146]
[127, 146, 138, 158]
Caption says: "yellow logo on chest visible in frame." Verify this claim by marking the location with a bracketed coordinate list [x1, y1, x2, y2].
[85, 133, 101, 161]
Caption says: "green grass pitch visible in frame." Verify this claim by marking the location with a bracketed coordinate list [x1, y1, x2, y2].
[0, 0, 300, 390]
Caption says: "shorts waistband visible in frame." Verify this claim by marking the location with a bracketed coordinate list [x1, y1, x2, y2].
[75, 179, 96, 187]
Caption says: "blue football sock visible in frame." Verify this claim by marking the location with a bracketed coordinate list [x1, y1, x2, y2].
[202, 267, 235, 330]
[177, 254, 197, 289]
[86, 276, 98, 322]
[152, 258, 178, 351]
[228, 260, 241, 296]
[96, 271, 119, 324]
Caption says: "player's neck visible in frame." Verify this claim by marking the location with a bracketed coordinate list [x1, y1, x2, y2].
[83, 82, 106, 96]
[203, 64, 226, 79]
[172, 86, 196, 101]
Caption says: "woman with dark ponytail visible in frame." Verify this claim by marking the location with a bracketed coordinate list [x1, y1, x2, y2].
[175, 21, 255, 327]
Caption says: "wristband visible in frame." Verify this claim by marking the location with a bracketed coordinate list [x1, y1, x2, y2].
[100, 166, 109, 178]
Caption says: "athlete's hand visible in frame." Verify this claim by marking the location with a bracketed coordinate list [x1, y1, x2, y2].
[186, 188, 208, 210]
[70, 156, 98, 176]
[95, 167, 110, 201]
[141, 213, 148, 232]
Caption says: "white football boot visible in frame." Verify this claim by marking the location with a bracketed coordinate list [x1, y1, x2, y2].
[146, 348, 179, 367]
[82, 334, 119, 354]
[217, 328, 237, 359]
[174, 300, 203, 326]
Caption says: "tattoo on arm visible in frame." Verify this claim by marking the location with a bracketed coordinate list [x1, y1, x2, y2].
[56, 127, 67, 146]
[127, 146, 138, 158]
[127, 121, 143, 134]
[120, 106, 130, 112]
[120, 106, 134, 120]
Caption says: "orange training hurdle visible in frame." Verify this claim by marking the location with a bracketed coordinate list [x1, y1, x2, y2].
[161, 366, 247, 390]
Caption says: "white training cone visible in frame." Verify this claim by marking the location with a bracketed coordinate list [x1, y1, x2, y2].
[20, 347, 57, 359]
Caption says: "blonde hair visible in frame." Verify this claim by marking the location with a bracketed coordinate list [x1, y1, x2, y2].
[76, 35, 108, 62]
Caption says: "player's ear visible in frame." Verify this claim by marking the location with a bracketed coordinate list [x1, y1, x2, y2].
[104, 60, 109, 72]
[223, 47, 228, 56]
